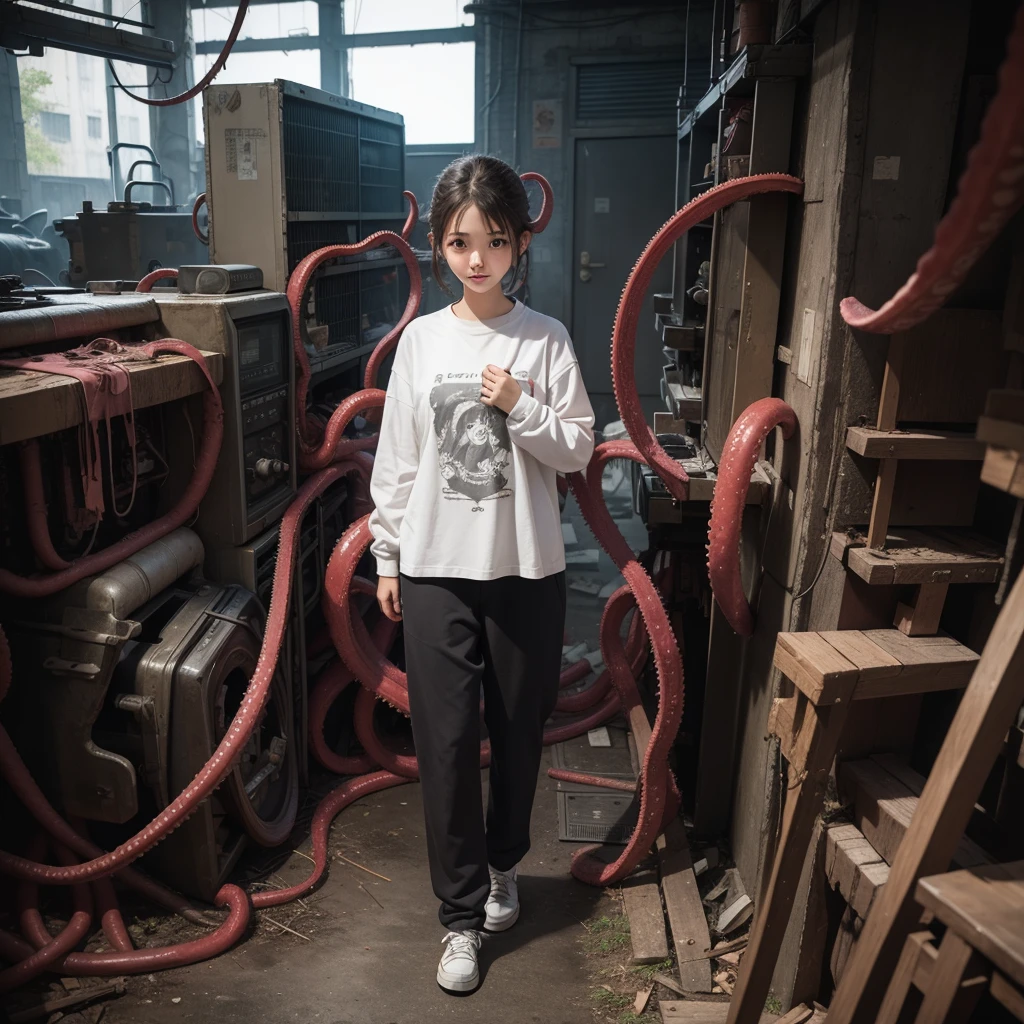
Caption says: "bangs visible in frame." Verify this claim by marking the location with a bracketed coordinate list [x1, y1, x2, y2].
[448, 198, 517, 241]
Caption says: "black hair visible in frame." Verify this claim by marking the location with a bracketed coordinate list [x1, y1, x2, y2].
[428, 155, 532, 296]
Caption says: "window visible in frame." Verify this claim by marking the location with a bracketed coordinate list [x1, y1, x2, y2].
[118, 115, 141, 144]
[39, 111, 71, 143]
[87, 116, 102, 139]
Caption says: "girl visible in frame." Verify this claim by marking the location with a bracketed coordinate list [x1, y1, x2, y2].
[368, 155, 595, 994]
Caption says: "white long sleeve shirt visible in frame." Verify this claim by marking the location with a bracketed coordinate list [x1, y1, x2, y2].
[368, 299, 595, 580]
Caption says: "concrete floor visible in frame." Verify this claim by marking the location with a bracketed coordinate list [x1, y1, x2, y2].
[103, 757, 607, 1024]
[98, 459, 643, 1024]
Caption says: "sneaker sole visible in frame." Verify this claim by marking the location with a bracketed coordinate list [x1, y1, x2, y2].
[483, 903, 520, 933]
[436, 967, 480, 993]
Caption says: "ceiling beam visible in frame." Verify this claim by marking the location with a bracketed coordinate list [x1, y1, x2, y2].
[0, 3, 175, 67]
[194, 25, 474, 55]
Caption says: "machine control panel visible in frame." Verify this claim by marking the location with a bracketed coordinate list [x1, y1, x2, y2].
[241, 384, 290, 506]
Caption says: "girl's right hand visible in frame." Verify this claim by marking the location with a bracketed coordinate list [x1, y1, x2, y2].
[377, 575, 402, 622]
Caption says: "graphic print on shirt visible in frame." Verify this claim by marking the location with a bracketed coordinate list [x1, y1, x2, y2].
[429, 372, 530, 504]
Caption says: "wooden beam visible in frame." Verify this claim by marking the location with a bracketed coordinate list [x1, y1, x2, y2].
[894, 582, 949, 637]
[977, 415, 1024, 453]
[874, 932, 937, 1024]
[0, 351, 225, 445]
[846, 427, 985, 460]
[839, 759, 990, 870]
[725, 675, 857, 1024]
[982, 446, 1024, 498]
[867, 458, 898, 550]
[827, 571, 1024, 1021]
[824, 822, 890, 919]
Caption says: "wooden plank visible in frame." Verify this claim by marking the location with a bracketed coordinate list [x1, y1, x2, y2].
[894, 309, 1005, 424]
[817, 631, 902, 678]
[894, 582, 949, 637]
[915, 861, 1024, 988]
[831, 904, 863, 985]
[622, 868, 671, 964]
[867, 458, 897, 550]
[731, 80, 794, 432]
[977, 415, 1024, 454]
[725, 676, 857, 1024]
[982, 446, 1024, 499]
[704, 200, 750, 463]
[773, 632, 860, 704]
[658, 819, 713, 993]
[843, 528, 1004, 586]
[846, 427, 985, 460]
[875, 932, 937, 1024]
[991, 972, 1024, 1019]
[0, 350, 225, 446]
[694, 603, 747, 836]
[877, 334, 906, 432]
[913, 930, 988, 1024]
[858, 630, 979, 696]
[768, 694, 820, 775]
[839, 760, 991, 871]
[824, 822, 890, 920]
[661, 1002, 780, 1023]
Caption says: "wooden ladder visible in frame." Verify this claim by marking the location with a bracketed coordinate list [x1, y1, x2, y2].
[724, 628, 981, 1024]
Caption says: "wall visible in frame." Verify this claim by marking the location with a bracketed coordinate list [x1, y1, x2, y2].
[472, 1, 691, 328]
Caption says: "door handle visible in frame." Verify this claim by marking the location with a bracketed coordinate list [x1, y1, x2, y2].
[580, 251, 605, 282]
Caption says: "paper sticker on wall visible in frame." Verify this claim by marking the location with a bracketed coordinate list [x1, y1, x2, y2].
[224, 127, 266, 179]
[872, 155, 900, 181]
[532, 99, 562, 148]
[594, 197, 610, 214]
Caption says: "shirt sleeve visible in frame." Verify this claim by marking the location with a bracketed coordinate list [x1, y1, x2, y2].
[505, 358, 595, 473]
[368, 366, 418, 577]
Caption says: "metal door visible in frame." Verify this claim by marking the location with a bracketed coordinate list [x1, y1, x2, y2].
[571, 135, 676, 407]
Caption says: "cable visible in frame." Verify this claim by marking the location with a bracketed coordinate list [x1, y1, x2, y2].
[109, 0, 250, 108]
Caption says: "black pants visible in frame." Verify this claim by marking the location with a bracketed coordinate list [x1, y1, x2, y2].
[400, 572, 565, 932]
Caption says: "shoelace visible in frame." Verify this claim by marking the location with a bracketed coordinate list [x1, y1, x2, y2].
[442, 930, 482, 961]
[489, 870, 514, 900]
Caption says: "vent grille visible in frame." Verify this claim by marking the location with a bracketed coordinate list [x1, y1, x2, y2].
[576, 61, 686, 122]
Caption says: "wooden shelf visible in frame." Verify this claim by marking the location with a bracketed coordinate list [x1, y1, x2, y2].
[0, 350, 225, 446]
[676, 42, 812, 139]
[773, 628, 979, 706]
[846, 426, 985, 460]
[831, 528, 1004, 586]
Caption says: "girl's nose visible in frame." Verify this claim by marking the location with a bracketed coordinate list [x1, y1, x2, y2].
[469, 249, 484, 267]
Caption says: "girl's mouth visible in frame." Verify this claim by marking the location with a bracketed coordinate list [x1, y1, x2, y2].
[469, 275, 489, 282]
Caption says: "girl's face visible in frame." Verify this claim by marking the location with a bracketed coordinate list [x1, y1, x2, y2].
[434, 203, 531, 296]
[463, 410, 490, 446]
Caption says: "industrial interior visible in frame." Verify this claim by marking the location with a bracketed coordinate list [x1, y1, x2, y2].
[1, 0, 1024, 1021]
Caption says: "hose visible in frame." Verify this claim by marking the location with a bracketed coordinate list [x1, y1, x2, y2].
[0, 464, 359, 884]
[135, 268, 178, 292]
[113, 1, 250, 109]
[0, 342, 222, 599]
[708, 397, 797, 637]
[20, 441, 71, 571]
[840, 3, 1024, 333]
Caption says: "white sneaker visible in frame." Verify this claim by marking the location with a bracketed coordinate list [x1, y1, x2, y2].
[484, 864, 520, 932]
[437, 930, 482, 993]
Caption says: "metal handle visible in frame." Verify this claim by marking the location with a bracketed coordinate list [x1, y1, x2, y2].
[580, 251, 606, 268]
[124, 179, 174, 205]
